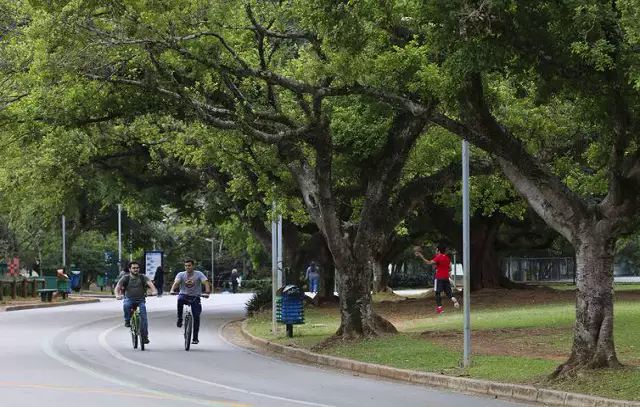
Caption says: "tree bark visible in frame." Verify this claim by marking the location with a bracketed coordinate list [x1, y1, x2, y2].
[335, 256, 397, 338]
[553, 235, 621, 375]
[469, 216, 509, 290]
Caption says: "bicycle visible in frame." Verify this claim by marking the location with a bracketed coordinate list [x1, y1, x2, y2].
[117, 296, 154, 351]
[129, 303, 145, 351]
[171, 293, 208, 351]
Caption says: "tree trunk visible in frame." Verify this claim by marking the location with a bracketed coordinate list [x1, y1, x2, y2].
[335, 257, 397, 338]
[469, 216, 514, 290]
[553, 236, 621, 376]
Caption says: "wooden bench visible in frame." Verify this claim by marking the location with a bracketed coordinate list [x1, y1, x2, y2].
[37, 288, 68, 302]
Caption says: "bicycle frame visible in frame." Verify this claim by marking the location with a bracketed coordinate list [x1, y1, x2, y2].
[129, 304, 144, 350]
[171, 292, 208, 351]
[116, 295, 154, 351]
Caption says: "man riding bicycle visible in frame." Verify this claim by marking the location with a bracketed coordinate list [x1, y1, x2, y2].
[115, 261, 157, 344]
[170, 259, 210, 345]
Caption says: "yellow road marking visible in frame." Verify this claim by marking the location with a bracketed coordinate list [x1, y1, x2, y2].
[0, 381, 248, 407]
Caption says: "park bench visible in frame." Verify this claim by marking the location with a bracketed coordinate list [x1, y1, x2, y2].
[37, 278, 70, 302]
[37, 288, 68, 302]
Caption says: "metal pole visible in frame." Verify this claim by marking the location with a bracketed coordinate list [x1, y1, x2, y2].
[61, 215, 66, 267]
[453, 251, 457, 288]
[277, 214, 283, 287]
[211, 236, 216, 295]
[271, 202, 278, 334]
[462, 140, 471, 368]
[117, 204, 122, 270]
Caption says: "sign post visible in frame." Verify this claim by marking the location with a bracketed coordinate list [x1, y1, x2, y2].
[144, 251, 163, 280]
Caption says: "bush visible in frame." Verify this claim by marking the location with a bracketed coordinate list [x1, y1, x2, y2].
[241, 279, 272, 291]
[389, 260, 433, 288]
[245, 280, 272, 317]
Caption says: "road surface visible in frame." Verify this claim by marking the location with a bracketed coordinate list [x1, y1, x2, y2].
[0, 294, 533, 407]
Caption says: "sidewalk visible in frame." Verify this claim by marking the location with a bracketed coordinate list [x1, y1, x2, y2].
[235, 320, 640, 407]
[1, 296, 100, 311]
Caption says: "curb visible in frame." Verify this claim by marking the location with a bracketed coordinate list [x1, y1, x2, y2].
[4, 298, 100, 311]
[239, 320, 640, 407]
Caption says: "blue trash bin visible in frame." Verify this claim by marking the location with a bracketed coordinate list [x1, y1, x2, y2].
[276, 285, 304, 337]
[69, 270, 81, 291]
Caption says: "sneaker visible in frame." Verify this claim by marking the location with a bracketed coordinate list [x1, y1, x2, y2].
[436, 306, 443, 314]
[124, 321, 131, 327]
[191, 339, 199, 345]
[143, 337, 150, 344]
[452, 298, 460, 309]
[176, 319, 182, 328]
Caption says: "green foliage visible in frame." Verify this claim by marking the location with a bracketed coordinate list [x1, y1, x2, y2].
[245, 279, 272, 317]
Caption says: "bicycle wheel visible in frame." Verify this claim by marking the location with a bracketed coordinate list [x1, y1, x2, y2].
[131, 312, 139, 349]
[184, 312, 192, 351]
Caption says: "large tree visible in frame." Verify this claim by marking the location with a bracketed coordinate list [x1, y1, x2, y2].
[11, 0, 482, 338]
[413, 1, 640, 374]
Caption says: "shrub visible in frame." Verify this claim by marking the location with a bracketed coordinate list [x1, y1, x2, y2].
[245, 280, 272, 317]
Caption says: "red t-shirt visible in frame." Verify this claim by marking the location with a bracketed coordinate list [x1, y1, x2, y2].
[432, 253, 451, 280]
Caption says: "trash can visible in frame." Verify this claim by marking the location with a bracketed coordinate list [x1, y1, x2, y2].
[69, 270, 81, 292]
[276, 285, 304, 337]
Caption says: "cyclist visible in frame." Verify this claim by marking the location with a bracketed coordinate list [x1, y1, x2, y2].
[170, 259, 211, 345]
[114, 261, 157, 344]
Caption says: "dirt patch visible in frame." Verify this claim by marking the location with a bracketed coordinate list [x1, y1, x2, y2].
[369, 287, 640, 362]
[419, 327, 570, 360]
[373, 287, 640, 324]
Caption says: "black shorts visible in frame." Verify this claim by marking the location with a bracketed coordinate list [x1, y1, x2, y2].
[434, 278, 452, 295]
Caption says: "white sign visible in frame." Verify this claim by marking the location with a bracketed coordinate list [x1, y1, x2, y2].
[144, 251, 163, 280]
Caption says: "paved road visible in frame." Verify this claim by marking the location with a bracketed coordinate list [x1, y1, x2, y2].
[0, 294, 533, 407]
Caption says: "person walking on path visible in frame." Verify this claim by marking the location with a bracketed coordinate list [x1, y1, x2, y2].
[415, 244, 459, 314]
[153, 266, 164, 297]
[114, 261, 157, 343]
[305, 261, 320, 294]
[230, 268, 239, 293]
[170, 259, 211, 345]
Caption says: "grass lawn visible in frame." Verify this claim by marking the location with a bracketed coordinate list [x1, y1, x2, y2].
[245, 288, 640, 401]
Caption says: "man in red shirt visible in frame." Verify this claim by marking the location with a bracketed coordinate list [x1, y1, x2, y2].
[415, 244, 459, 314]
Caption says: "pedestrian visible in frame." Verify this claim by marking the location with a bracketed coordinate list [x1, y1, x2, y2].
[53, 267, 69, 300]
[114, 261, 157, 344]
[230, 268, 239, 293]
[170, 259, 211, 345]
[415, 244, 459, 314]
[117, 265, 129, 279]
[305, 261, 320, 294]
[153, 266, 164, 297]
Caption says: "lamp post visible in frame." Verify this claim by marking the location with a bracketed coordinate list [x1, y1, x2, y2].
[462, 139, 471, 368]
[61, 215, 66, 267]
[117, 204, 122, 271]
[205, 237, 215, 293]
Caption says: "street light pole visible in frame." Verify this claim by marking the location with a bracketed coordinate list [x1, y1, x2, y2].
[211, 237, 216, 295]
[61, 215, 66, 267]
[462, 139, 472, 368]
[205, 237, 215, 295]
[117, 204, 122, 271]
[271, 201, 278, 334]
[277, 214, 283, 288]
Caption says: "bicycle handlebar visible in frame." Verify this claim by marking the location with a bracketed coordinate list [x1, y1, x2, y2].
[169, 292, 210, 298]
[115, 293, 158, 300]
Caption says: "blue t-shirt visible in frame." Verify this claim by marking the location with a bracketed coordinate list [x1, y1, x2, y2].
[175, 271, 208, 296]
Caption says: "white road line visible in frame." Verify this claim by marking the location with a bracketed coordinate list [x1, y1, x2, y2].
[42, 319, 238, 407]
[99, 324, 337, 407]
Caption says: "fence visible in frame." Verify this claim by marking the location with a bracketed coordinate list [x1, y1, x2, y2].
[503, 257, 575, 283]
